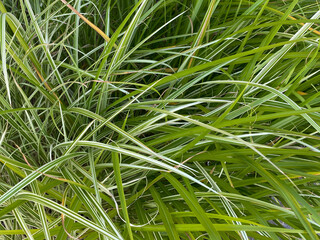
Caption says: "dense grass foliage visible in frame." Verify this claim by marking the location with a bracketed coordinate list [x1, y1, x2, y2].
[0, 0, 320, 239]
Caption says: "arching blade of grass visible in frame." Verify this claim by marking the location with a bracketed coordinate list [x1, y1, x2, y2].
[30, 182, 51, 240]
[0, 153, 82, 205]
[12, 207, 35, 240]
[16, 192, 120, 240]
[55, 194, 83, 239]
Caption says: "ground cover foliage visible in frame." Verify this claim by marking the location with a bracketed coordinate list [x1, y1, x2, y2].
[0, 0, 320, 239]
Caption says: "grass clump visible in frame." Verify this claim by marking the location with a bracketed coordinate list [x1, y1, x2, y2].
[0, 0, 320, 239]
